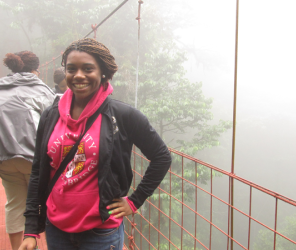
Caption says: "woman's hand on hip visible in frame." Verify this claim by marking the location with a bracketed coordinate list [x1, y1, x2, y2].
[107, 197, 135, 219]
[18, 237, 37, 250]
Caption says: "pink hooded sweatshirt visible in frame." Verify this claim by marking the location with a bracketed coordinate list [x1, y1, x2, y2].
[46, 83, 136, 233]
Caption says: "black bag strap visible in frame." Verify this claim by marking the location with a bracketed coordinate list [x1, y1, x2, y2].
[45, 97, 110, 200]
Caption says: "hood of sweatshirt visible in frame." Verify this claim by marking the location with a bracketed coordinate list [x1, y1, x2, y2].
[0, 72, 50, 89]
[58, 82, 113, 129]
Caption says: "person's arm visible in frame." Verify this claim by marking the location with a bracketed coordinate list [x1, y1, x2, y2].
[128, 108, 172, 208]
[106, 106, 171, 217]
[23, 107, 49, 235]
[106, 103, 171, 218]
[18, 238, 37, 250]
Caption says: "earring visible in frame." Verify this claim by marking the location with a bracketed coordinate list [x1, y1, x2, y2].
[102, 75, 105, 78]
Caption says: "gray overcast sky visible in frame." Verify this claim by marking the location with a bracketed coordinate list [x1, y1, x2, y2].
[174, 0, 296, 198]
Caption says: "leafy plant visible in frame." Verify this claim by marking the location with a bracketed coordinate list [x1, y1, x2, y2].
[254, 214, 296, 250]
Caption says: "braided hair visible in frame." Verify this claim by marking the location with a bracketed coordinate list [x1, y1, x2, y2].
[3, 51, 39, 73]
[62, 38, 118, 89]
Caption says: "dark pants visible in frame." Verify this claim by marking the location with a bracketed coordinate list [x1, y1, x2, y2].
[45, 218, 124, 250]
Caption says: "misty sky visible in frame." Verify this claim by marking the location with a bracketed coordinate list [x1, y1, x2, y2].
[174, 0, 296, 198]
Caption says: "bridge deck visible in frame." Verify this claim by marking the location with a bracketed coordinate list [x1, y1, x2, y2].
[0, 180, 47, 250]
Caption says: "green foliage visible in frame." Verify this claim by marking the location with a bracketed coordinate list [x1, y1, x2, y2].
[0, 0, 118, 53]
[134, 40, 232, 156]
[253, 229, 274, 250]
[254, 214, 296, 250]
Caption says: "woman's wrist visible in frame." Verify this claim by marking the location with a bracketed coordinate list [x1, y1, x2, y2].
[124, 196, 138, 213]
[24, 234, 40, 239]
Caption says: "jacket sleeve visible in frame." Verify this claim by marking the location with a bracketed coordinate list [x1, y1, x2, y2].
[127, 108, 172, 209]
[23, 107, 49, 234]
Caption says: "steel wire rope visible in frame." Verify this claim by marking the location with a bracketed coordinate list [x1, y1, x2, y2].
[129, 3, 144, 249]
[39, 0, 130, 69]
[135, 1, 143, 109]
[230, 0, 240, 249]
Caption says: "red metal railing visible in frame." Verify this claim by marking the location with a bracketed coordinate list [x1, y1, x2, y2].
[123, 147, 296, 250]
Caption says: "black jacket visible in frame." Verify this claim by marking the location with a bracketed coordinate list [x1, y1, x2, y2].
[24, 97, 171, 234]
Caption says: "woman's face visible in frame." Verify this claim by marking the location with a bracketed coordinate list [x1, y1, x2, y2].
[65, 50, 102, 102]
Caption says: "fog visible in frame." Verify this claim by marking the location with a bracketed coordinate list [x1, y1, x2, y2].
[174, 2, 296, 247]
[175, 0, 296, 199]
[1, 0, 296, 248]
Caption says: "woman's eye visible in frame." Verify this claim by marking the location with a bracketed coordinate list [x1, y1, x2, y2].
[66, 68, 75, 72]
[85, 67, 92, 72]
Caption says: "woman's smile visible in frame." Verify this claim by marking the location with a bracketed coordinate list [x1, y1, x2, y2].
[72, 83, 90, 89]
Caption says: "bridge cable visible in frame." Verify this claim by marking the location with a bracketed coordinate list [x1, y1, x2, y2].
[230, 0, 240, 249]
[39, 0, 130, 76]
[134, 0, 143, 109]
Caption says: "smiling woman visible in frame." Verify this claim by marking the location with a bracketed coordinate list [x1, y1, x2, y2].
[19, 38, 172, 250]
